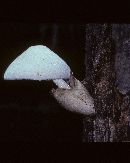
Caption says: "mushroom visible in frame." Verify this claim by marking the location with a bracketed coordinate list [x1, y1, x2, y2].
[4, 45, 71, 89]
[4, 45, 95, 115]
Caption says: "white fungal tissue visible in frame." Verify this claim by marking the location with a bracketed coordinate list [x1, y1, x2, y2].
[4, 45, 95, 115]
[52, 74, 95, 115]
[4, 45, 71, 81]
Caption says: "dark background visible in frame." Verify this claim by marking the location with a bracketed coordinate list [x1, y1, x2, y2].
[0, 23, 86, 142]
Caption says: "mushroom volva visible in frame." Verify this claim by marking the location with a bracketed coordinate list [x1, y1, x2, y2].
[4, 45, 95, 115]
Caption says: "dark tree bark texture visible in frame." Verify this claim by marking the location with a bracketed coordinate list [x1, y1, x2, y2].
[83, 24, 130, 142]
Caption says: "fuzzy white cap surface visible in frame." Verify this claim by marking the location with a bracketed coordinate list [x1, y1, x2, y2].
[4, 45, 71, 81]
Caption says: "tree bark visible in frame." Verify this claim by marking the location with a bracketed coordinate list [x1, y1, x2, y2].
[83, 24, 130, 142]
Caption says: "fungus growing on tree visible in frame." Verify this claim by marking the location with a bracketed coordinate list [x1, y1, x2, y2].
[4, 45, 95, 115]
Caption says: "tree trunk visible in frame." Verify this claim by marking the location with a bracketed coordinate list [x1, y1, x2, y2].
[83, 24, 130, 142]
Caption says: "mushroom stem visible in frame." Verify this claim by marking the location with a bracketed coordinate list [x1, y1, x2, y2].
[53, 79, 71, 89]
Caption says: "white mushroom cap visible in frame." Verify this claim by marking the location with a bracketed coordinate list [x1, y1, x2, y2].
[4, 45, 71, 89]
